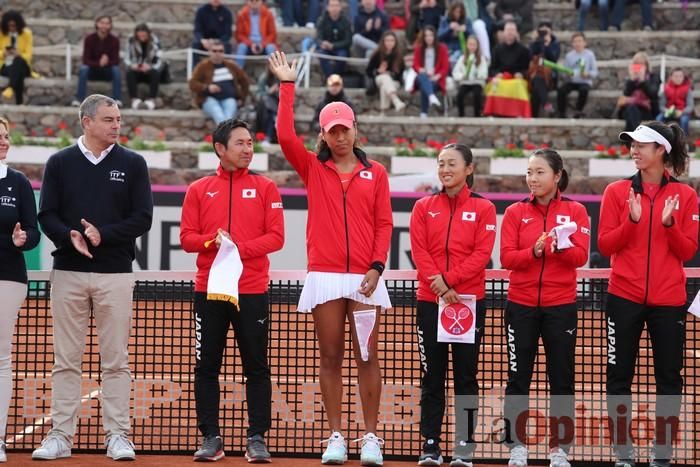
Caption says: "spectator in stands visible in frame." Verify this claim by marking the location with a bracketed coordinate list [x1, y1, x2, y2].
[413, 25, 450, 119]
[33, 94, 153, 462]
[492, 0, 534, 34]
[235, 0, 278, 69]
[192, 0, 233, 65]
[610, 0, 652, 31]
[256, 63, 279, 144]
[0, 117, 39, 463]
[366, 30, 406, 112]
[438, 2, 471, 66]
[618, 51, 660, 131]
[577, 0, 609, 31]
[490, 20, 530, 78]
[180, 119, 283, 463]
[454, 0, 492, 61]
[311, 73, 357, 133]
[124, 23, 163, 111]
[352, 0, 389, 58]
[452, 35, 489, 117]
[189, 40, 250, 124]
[316, 0, 353, 78]
[528, 20, 560, 117]
[656, 68, 692, 136]
[0, 11, 32, 105]
[281, 0, 320, 28]
[407, 0, 446, 44]
[72, 16, 121, 107]
[557, 32, 598, 118]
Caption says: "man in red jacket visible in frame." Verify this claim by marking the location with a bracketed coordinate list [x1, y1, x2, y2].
[180, 119, 284, 462]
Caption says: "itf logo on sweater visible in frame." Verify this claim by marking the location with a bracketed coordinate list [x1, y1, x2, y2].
[0, 195, 15, 207]
[242, 189, 256, 198]
[109, 170, 125, 183]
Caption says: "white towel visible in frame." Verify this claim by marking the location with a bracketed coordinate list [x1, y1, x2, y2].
[353, 309, 377, 361]
[552, 221, 578, 249]
[206, 236, 243, 306]
[688, 290, 700, 318]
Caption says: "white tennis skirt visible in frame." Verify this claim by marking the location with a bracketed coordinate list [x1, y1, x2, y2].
[297, 271, 393, 313]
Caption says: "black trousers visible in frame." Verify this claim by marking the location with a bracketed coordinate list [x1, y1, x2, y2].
[193, 292, 271, 438]
[622, 104, 653, 131]
[416, 299, 485, 447]
[605, 293, 685, 461]
[556, 82, 590, 117]
[503, 301, 577, 450]
[456, 84, 483, 117]
[530, 76, 551, 118]
[1, 56, 30, 104]
[126, 68, 160, 99]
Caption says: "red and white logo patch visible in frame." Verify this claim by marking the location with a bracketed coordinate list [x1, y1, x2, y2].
[462, 211, 476, 222]
[359, 171, 373, 180]
[242, 189, 256, 198]
[556, 215, 571, 225]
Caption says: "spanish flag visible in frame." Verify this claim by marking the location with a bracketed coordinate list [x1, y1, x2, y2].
[483, 75, 532, 118]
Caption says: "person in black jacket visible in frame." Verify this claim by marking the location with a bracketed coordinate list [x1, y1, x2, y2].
[191, 0, 233, 65]
[352, 0, 389, 58]
[0, 116, 40, 463]
[32, 95, 153, 462]
[366, 31, 405, 112]
[528, 21, 560, 117]
[490, 20, 530, 78]
[316, 0, 352, 78]
[618, 51, 660, 131]
[311, 74, 357, 133]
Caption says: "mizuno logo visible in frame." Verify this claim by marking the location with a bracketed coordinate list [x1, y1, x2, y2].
[206, 191, 218, 198]
[428, 211, 440, 218]
[522, 218, 534, 224]
[257, 317, 268, 325]
[565, 328, 576, 335]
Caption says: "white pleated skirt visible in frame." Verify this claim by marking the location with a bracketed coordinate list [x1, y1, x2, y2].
[297, 271, 393, 313]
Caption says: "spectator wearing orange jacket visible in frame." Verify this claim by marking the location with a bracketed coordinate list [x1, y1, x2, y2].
[235, 0, 278, 69]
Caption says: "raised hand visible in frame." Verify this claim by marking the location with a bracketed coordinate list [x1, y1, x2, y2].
[268, 51, 298, 82]
[628, 187, 642, 223]
[70, 230, 93, 259]
[81, 218, 101, 247]
[661, 194, 679, 227]
[12, 222, 26, 247]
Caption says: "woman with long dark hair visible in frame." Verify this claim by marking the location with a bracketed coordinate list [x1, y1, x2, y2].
[270, 51, 393, 466]
[366, 30, 405, 112]
[410, 143, 496, 467]
[500, 149, 590, 467]
[599, 121, 697, 467]
[412, 25, 450, 118]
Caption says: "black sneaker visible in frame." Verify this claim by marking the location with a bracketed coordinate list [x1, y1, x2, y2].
[246, 434, 271, 463]
[194, 435, 224, 462]
[418, 439, 443, 466]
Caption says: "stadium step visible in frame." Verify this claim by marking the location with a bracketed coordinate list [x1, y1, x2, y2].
[18, 77, 700, 120]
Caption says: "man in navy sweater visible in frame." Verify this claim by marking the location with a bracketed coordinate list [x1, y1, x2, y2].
[32, 94, 153, 461]
[192, 0, 234, 65]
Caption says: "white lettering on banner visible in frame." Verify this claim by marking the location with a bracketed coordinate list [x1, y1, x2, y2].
[607, 316, 616, 365]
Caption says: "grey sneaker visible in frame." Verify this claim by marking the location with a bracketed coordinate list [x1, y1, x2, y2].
[450, 439, 473, 466]
[508, 445, 528, 467]
[31, 435, 72, 460]
[549, 447, 570, 467]
[246, 434, 271, 463]
[194, 435, 224, 462]
[105, 434, 135, 461]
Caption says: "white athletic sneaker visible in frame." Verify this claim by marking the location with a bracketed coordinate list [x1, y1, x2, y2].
[549, 447, 570, 467]
[428, 94, 442, 108]
[32, 435, 72, 460]
[106, 434, 136, 460]
[131, 98, 142, 110]
[508, 445, 528, 467]
[144, 99, 156, 110]
[354, 432, 384, 466]
[321, 432, 347, 465]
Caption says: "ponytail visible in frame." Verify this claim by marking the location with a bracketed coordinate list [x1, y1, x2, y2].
[531, 148, 568, 192]
[641, 120, 688, 176]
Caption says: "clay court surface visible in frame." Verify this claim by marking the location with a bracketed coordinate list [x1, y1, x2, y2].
[4, 271, 699, 465]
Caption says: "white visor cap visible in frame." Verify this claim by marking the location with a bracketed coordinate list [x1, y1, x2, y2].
[619, 125, 672, 153]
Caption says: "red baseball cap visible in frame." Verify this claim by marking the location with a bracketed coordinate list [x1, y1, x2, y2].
[319, 101, 355, 132]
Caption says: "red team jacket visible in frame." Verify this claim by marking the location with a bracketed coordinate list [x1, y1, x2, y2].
[180, 165, 285, 293]
[500, 193, 590, 307]
[277, 82, 393, 274]
[410, 186, 497, 302]
[598, 171, 699, 306]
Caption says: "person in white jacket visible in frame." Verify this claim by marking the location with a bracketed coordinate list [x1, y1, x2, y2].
[451, 35, 489, 117]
